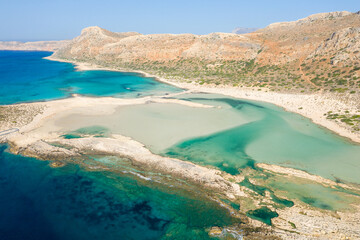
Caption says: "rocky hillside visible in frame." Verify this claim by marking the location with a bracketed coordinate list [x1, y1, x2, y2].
[52, 11, 360, 95]
[0, 40, 70, 51]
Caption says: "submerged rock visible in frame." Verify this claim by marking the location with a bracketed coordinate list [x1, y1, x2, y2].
[50, 161, 66, 168]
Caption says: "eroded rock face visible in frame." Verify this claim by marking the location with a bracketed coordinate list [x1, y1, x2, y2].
[309, 27, 360, 65]
[255, 11, 360, 65]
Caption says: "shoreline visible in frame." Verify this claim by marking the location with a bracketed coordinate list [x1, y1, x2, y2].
[2, 59, 360, 238]
[45, 56, 360, 144]
[3, 95, 360, 239]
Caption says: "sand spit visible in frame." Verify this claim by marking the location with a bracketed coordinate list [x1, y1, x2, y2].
[3, 95, 360, 239]
[4, 95, 246, 199]
[257, 163, 360, 190]
[46, 56, 360, 144]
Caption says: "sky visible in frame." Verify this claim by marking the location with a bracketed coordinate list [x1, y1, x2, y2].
[0, 0, 359, 41]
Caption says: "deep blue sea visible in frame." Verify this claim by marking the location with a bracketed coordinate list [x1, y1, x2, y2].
[0, 51, 180, 105]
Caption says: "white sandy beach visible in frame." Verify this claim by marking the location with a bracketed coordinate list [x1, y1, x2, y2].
[45, 56, 360, 144]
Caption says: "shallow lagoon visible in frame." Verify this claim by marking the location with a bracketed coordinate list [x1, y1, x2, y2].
[52, 93, 360, 184]
[166, 94, 360, 184]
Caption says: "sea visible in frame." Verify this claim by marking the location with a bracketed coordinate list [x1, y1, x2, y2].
[1, 50, 360, 239]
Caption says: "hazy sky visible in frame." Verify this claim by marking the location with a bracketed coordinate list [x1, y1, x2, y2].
[0, 0, 358, 41]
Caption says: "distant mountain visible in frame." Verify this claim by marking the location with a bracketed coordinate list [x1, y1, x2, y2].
[232, 27, 259, 34]
[0, 40, 70, 51]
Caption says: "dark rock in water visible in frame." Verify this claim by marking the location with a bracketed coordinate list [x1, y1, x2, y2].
[246, 207, 279, 225]
[356, 11, 360, 15]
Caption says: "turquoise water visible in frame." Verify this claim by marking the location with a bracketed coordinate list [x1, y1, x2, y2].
[0, 51, 180, 104]
[2, 51, 360, 236]
[0, 145, 239, 240]
[246, 207, 278, 226]
[165, 95, 360, 184]
[62, 126, 110, 139]
[267, 180, 352, 211]
[239, 178, 294, 208]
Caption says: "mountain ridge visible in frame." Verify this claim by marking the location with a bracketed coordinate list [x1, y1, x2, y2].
[52, 11, 360, 95]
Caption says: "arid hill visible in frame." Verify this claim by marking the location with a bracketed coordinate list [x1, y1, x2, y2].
[52, 11, 360, 95]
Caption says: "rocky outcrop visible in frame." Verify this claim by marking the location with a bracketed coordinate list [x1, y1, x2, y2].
[0, 40, 70, 51]
[255, 11, 360, 65]
[309, 27, 360, 65]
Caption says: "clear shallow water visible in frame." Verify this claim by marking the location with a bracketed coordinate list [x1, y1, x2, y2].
[52, 101, 260, 152]
[165, 94, 360, 184]
[267, 179, 352, 211]
[0, 145, 239, 240]
[0, 51, 180, 104]
[2, 51, 360, 232]
[49, 92, 360, 184]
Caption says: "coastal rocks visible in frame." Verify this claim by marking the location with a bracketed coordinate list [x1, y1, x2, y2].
[208, 226, 223, 236]
[273, 205, 360, 239]
[47, 136, 247, 198]
[10, 140, 79, 160]
[208, 226, 248, 240]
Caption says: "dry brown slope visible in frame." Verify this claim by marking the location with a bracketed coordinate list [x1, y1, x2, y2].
[51, 11, 360, 104]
